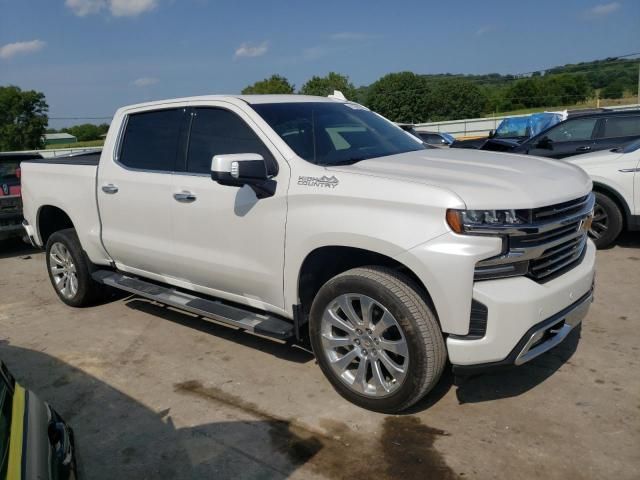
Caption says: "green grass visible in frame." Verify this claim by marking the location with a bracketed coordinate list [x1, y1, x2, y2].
[45, 139, 104, 149]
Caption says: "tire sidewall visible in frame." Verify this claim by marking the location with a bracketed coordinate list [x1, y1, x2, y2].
[592, 192, 623, 249]
[309, 271, 434, 412]
[45, 229, 94, 307]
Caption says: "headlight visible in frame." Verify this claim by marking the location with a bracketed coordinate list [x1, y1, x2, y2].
[446, 209, 527, 234]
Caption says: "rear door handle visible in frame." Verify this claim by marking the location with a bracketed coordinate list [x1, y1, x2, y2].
[101, 184, 119, 194]
[173, 191, 197, 203]
[576, 146, 591, 152]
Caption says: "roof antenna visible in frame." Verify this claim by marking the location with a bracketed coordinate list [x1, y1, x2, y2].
[328, 90, 347, 101]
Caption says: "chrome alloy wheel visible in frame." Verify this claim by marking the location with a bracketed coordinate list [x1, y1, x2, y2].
[49, 242, 78, 299]
[589, 203, 609, 240]
[320, 293, 409, 397]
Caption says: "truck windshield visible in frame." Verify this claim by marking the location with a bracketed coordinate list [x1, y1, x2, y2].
[251, 102, 426, 165]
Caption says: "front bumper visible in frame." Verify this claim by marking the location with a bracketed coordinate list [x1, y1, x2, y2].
[447, 239, 596, 367]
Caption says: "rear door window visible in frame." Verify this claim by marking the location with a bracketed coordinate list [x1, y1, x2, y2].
[119, 108, 185, 172]
[601, 116, 640, 138]
[186, 108, 276, 175]
[546, 118, 598, 142]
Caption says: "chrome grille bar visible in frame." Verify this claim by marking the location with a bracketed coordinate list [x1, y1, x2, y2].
[474, 194, 594, 283]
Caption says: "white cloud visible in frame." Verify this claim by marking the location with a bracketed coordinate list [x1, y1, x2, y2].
[234, 41, 268, 58]
[584, 2, 620, 17]
[110, 0, 158, 17]
[476, 25, 494, 36]
[329, 32, 375, 41]
[0, 40, 46, 59]
[132, 77, 159, 87]
[65, 0, 105, 16]
[66, 0, 157, 17]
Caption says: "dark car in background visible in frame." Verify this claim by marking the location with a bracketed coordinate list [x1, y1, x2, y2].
[1, 361, 78, 479]
[452, 111, 565, 150]
[0, 153, 42, 242]
[414, 131, 455, 147]
[471, 110, 640, 159]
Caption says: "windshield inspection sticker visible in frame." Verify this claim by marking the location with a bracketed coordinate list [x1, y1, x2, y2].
[298, 175, 339, 188]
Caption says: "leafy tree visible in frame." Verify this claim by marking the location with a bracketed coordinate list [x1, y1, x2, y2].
[62, 123, 108, 141]
[428, 79, 488, 120]
[0, 85, 48, 150]
[600, 83, 624, 99]
[365, 72, 432, 123]
[241, 75, 294, 94]
[300, 72, 356, 99]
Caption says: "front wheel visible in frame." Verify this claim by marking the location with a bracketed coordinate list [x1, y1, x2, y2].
[309, 267, 446, 413]
[46, 229, 105, 307]
[589, 192, 623, 249]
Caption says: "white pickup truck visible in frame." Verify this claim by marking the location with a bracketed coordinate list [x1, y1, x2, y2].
[21, 95, 596, 412]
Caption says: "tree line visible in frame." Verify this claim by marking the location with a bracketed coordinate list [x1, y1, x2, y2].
[47, 123, 110, 141]
[1, 57, 637, 150]
[243, 57, 638, 124]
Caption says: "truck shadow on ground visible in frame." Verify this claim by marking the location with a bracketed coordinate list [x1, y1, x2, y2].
[453, 326, 581, 404]
[613, 231, 640, 249]
[124, 298, 315, 364]
[0, 238, 38, 260]
[0, 341, 459, 480]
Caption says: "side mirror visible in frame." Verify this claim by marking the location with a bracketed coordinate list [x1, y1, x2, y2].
[211, 154, 276, 198]
[488, 130, 496, 139]
[536, 136, 553, 149]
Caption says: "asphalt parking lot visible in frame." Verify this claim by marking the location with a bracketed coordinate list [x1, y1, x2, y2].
[1, 236, 639, 480]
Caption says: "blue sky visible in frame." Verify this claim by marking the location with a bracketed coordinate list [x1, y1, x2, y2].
[1, 0, 638, 128]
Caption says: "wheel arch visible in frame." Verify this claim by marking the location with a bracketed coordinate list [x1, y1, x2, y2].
[296, 245, 438, 321]
[592, 182, 631, 228]
[37, 205, 75, 245]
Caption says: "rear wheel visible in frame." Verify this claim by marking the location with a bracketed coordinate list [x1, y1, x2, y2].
[309, 266, 446, 413]
[589, 192, 623, 249]
[46, 229, 105, 307]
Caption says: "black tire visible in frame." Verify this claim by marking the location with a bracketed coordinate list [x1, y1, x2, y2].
[45, 229, 105, 307]
[590, 192, 623, 249]
[309, 266, 446, 413]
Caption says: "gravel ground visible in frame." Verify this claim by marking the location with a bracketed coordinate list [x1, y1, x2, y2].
[1, 235, 638, 479]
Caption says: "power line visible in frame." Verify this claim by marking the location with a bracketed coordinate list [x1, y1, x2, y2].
[50, 52, 640, 120]
[49, 116, 112, 120]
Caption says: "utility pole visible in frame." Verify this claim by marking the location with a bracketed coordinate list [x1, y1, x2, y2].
[637, 61, 640, 105]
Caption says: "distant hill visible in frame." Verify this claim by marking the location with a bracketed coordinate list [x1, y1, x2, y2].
[415, 57, 639, 92]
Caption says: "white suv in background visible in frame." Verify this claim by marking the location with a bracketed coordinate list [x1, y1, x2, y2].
[567, 139, 640, 248]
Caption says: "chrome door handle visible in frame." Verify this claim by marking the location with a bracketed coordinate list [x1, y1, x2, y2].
[173, 191, 197, 203]
[576, 146, 591, 151]
[101, 184, 119, 194]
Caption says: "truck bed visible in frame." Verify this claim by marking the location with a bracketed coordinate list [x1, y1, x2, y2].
[21, 151, 101, 166]
[20, 152, 109, 263]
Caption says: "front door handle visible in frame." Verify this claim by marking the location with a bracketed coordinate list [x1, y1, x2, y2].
[576, 146, 591, 152]
[101, 184, 119, 194]
[173, 191, 197, 203]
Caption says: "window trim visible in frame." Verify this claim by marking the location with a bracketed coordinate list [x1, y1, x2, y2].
[597, 115, 640, 140]
[114, 107, 189, 174]
[544, 117, 599, 143]
[182, 106, 279, 177]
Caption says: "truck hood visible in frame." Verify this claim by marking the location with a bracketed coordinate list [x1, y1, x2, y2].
[329, 148, 592, 209]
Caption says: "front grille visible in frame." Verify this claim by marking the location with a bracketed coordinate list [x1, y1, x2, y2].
[474, 194, 594, 283]
[531, 195, 591, 223]
[529, 234, 587, 281]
